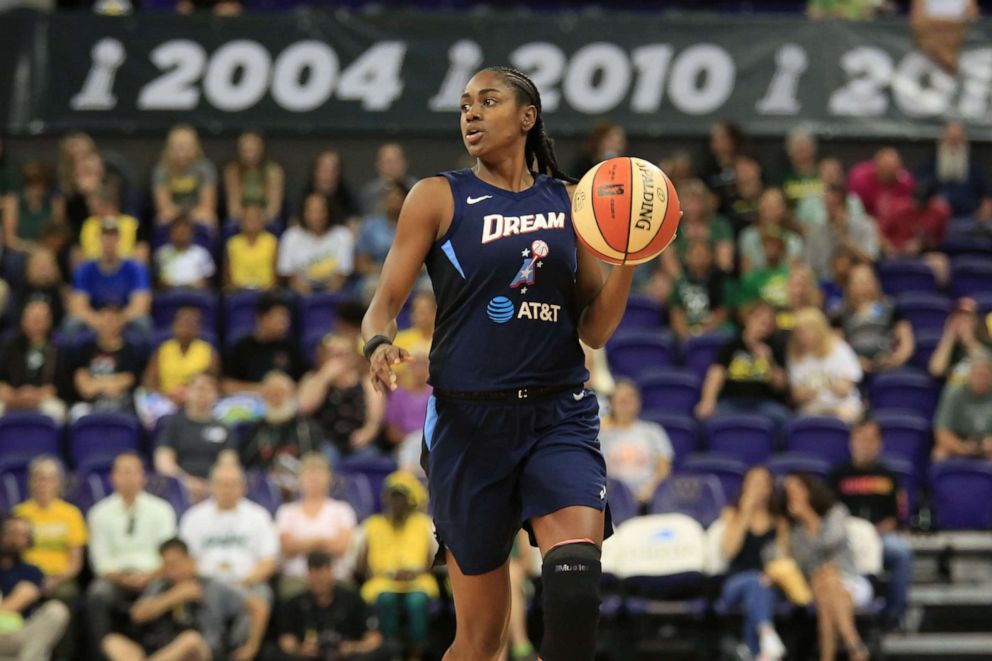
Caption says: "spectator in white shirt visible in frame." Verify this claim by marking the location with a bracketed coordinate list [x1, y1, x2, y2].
[278, 193, 354, 295]
[154, 215, 215, 290]
[85, 453, 177, 655]
[275, 453, 357, 598]
[179, 462, 279, 610]
[599, 380, 674, 506]
[788, 307, 864, 423]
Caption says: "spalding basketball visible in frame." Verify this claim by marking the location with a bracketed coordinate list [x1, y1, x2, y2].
[571, 157, 681, 265]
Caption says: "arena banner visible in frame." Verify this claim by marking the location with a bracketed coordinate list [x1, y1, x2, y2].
[11, 11, 992, 137]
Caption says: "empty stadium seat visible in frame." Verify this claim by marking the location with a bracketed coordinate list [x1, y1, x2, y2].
[152, 290, 219, 333]
[896, 293, 953, 334]
[606, 478, 639, 526]
[682, 330, 733, 380]
[877, 260, 938, 296]
[69, 412, 142, 472]
[783, 416, 851, 466]
[649, 474, 726, 527]
[909, 330, 942, 372]
[224, 290, 263, 343]
[606, 331, 676, 380]
[869, 371, 940, 421]
[330, 472, 376, 523]
[951, 258, 992, 298]
[617, 294, 666, 332]
[145, 473, 191, 518]
[766, 452, 831, 481]
[638, 369, 701, 417]
[299, 291, 349, 337]
[929, 460, 992, 530]
[641, 412, 698, 467]
[245, 471, 281, 516]
[678, 454, 745, 504]
[875, 412, 931, 475]
[0, 412, 62, 474]
[703, 414, 776, 467]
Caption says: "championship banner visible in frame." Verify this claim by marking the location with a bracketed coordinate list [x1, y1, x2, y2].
[5, 10, 992, 137]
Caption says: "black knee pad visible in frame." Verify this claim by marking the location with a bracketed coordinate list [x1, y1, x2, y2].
[540, 541, 602, 661]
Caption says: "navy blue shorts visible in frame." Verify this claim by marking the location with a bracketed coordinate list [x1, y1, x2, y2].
[422, 387, 611, 576]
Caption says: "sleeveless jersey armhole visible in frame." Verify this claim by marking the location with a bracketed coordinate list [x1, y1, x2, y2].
[436, 172, 465, 246]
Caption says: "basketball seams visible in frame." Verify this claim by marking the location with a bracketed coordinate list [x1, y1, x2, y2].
[622, 156, 634, 265]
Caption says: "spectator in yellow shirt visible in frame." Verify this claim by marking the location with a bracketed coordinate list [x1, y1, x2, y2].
[225, 200, 278, 291]
[359, 471, 437, 658]
[13, 456, 87, 600]
[76, 186, 148, 265]
[142, 306, 220, 406]
[392, 291, 435, 357]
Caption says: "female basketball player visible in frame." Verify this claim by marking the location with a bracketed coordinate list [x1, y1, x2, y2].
[361, 66, 638, 661]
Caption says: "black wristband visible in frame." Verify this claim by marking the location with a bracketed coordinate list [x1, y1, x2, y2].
[363, 335, 392, 361]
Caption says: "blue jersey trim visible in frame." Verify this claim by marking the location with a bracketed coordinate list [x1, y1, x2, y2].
[440, 240, 467, 279]
[423, 395, 438, 451]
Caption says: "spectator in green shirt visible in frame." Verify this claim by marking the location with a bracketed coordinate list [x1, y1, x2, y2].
[735, 229, 791, 312]
[934, 355, 992, 461]
[662, 178, 734, 278]
[2, 162, 65, 254]
[669, 240, 731, 342]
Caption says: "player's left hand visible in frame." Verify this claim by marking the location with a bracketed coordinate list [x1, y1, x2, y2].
[369, 344, 413, 394]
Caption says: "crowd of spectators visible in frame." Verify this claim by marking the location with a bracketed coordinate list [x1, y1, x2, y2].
[0, 108, 989, 660]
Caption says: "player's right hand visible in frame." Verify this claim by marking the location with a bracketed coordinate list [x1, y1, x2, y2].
[369, 344, 413, 394]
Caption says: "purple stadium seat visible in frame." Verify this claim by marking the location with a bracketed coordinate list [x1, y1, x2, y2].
[682, 330, 733, 380]
[896, 293, 953, 334]
[875, 412, 931, 476]
[299, 292, 349, 338]
[638, 369, 701, 417]
[704, 414, 776, 467]
[767, 452, 831, 481]
[880, 455, 917, 518]
[330, 472, 376, 523]
[0, 472, 25, 513]
[336, 454, 399, 513]
[145, 473, 191, 518]
[224, 290, 262, 344]
[641, 412, 698, 467]
[679, 454, 747, 504]
[303, 329, 328, 367]
[951, 258, 992, 298]
[152, 290, 219, 334]
[877, 260, 938, 296]
[66, 470, 111, 515]
[974, 292, 992, 319]
[649, 473, 726, 526]
[929, 460, 992, 530]
[909, 330, 942, 372]
[606, 478, 639, 526]
[936, 235, 992, 259]
[869, 371, 940, 420]
[606, 331, 675, 380]
[783, 416, 851, 466]
[0, 412, 61, 474]
[245, 471, 281, 516]
[617, 294, 666, 333]
[69, 412, 142, 472]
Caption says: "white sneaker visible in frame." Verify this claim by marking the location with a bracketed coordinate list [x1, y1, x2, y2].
[759, 628, 786, 660]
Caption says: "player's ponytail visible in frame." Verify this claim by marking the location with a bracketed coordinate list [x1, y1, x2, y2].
[485, 66, 578, 184]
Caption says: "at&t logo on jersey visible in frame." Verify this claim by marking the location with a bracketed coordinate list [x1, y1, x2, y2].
[486, 297, 561, 324]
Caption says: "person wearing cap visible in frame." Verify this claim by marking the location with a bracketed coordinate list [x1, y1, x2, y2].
[67, 216, 151, 337]
[358, 472, 437, 659]
[77, 185, 147, 264]
[271, 551, 389, 661]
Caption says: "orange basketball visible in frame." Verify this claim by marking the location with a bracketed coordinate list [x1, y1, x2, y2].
[571, 157, 681, 266]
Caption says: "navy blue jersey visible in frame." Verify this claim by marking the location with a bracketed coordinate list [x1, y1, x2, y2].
[424, 169, 589, 391]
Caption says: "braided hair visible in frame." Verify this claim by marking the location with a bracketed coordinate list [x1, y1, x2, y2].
[483, 66, 577, 184]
